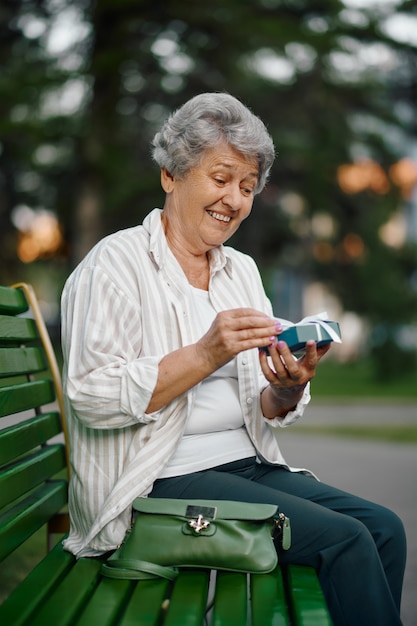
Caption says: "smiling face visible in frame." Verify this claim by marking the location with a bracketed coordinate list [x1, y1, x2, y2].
[161, 142, 259, 256]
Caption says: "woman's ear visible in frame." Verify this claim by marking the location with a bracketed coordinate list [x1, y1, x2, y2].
[161, 168, 175, 192]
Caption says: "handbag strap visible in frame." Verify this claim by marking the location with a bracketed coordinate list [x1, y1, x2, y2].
[101, 558, 179, 581]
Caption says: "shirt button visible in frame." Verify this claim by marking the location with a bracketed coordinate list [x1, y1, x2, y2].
[246, 397, 253, 405]
[242, 358, 247, 365]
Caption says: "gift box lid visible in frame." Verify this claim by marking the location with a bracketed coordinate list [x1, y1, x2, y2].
[278, 320, 341, 354]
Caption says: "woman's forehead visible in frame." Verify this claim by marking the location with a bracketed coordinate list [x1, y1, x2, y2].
[199, 143, 259, 176]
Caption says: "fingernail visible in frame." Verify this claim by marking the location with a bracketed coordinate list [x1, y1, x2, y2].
[274, 321, 283, 332]
[277, 341, 286, 349]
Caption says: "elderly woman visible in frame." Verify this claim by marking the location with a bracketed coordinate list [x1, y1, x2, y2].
[61, 93, 406, 626]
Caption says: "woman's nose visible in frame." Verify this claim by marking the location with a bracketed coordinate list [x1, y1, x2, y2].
[222, 183, 242, 211]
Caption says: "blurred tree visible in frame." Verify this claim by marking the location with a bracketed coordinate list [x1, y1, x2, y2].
[0, 0, 83, 290]
[1, 0, 416, 376]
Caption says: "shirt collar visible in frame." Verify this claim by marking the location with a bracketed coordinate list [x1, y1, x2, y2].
[145, 208, 233, 279]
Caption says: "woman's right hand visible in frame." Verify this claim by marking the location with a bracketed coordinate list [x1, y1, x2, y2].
[197, 308, 280, 371]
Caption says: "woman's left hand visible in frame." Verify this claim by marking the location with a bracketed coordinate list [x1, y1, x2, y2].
[259, 339, 331, 418]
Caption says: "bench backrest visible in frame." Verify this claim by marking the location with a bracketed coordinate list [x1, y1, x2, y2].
[0, 283, 69, 562]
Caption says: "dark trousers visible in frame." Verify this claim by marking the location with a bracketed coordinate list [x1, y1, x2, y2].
[150, 457, 406, 626]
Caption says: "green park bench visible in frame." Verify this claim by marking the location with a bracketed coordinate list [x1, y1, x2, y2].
[0, 283, 333, 625]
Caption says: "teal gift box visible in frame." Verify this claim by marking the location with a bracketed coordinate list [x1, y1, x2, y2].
[278, 320, 341, 353]
[262, 319, 341, 355]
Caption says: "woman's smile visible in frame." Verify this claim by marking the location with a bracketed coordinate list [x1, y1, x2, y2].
[206, 210, 232, 223]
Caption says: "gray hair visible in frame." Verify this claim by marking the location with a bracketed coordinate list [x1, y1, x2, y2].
[151, 92, 275, 194]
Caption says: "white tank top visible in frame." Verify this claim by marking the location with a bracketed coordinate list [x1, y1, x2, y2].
[159, 286, 256, 478]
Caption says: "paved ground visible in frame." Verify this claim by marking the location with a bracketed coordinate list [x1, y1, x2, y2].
[278, 401, 417, 626]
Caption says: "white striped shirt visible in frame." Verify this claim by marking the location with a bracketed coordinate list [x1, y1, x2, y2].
[61, 208, 310, 556]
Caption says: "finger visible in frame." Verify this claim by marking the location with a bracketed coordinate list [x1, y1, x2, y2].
[258, 347, 285, 383]
[267, 342, 300, 383]
[226, 315, 280, 348]
[227, 308, 270, 322]
[276, 340, 320, 383]
[278, 342, 307, 381]
[258, 348, 271, 374]
[301, 341, 331, 368]
[228, 308, 283, 330]
[234, 313, 279, 334]
[302, 340, 319, 370]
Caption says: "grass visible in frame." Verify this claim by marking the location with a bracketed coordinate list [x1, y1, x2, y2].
[291, 425, 417, 443]
[310, 357, 417, 400]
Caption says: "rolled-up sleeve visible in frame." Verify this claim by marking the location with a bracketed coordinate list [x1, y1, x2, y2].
[62, 265, 161, 429]
[263, 382, 311, 428]
[120, 357, 161, 422]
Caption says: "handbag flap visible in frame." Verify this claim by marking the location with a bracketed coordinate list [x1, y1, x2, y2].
[133, 498, 278, 521]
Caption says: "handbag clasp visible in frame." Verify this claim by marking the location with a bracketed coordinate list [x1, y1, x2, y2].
[186, 505, 217, 534]
[188, 514, 211, 534]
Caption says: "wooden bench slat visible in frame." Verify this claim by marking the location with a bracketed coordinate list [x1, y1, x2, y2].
[0, 315, 37, 342]
[0, 380, 55, 417]
[28, 555, 103, 626]
[0, 411, 62, 465]
[164, 570, 210, 626]
[0, 539, 75, 626]
[117, 579, 171, 626]
[0, 346, 46, 378]
[0, 286, 28, 315]
[211, 571, 248, 625]
[286, 565, 332, 626]
[75, 578, 134, 626]
[251, 566, 290, 626]
[0, 480, 67, 560]
[0, 444, 66, 509]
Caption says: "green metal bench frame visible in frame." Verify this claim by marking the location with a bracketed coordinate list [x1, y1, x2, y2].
[0, 283, 332, 625]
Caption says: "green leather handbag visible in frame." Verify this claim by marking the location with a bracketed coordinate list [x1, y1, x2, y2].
[101, 498, 291, 580]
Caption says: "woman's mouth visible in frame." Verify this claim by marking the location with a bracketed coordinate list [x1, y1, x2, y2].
[207, 210, 231, 223]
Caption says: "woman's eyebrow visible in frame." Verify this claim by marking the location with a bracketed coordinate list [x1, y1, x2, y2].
[212, 162, 259, 179]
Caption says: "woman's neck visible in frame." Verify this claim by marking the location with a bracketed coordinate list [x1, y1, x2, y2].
[162, 211, 210, 290]
[173, 248, 210, 290]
